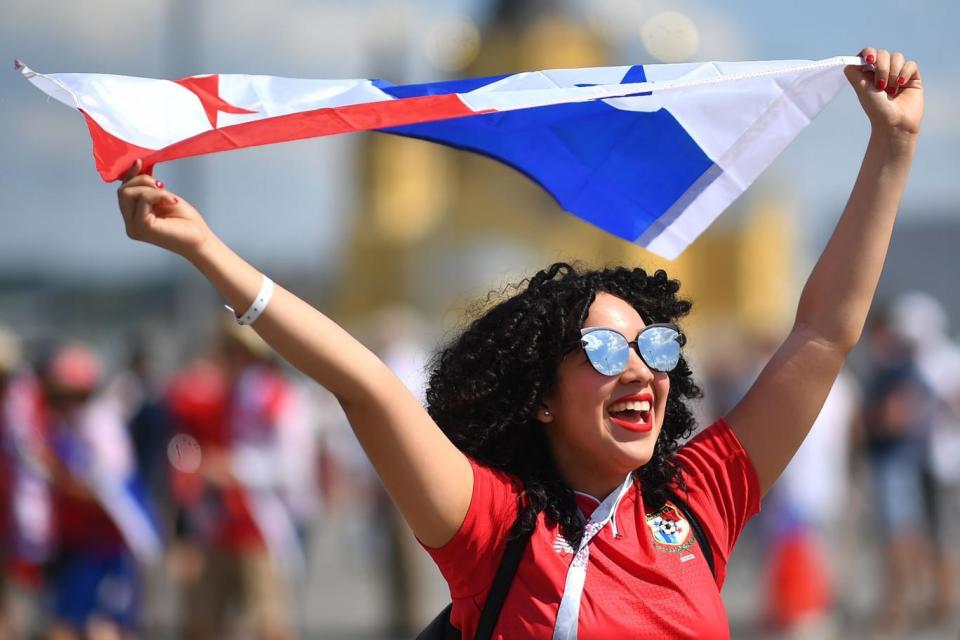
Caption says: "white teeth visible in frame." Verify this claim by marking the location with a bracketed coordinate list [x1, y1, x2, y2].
[609, 400, 651, 413]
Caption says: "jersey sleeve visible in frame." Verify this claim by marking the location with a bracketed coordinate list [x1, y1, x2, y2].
[674, 417, 761, 587]
[422, 458, 522, 599]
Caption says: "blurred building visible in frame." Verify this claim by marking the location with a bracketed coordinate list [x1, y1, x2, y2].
[335, 0, 798, 351]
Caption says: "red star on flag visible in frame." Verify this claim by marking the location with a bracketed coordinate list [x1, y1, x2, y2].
[174, 74, 257, 128]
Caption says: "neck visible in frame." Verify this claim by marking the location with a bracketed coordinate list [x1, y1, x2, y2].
[572, 476, 632, 502]
[553, 450, 631, 501]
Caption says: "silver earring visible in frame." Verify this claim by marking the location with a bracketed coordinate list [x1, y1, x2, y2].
[543, 409, 551, 416]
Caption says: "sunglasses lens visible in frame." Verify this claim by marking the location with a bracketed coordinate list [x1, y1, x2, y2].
[637, 326, 681, 372]
[581, 329, 630, 376]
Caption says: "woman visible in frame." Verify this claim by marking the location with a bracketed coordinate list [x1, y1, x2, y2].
[116, 47, 921, 638]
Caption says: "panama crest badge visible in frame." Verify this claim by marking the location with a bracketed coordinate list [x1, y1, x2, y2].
[645, 503, 695, 554]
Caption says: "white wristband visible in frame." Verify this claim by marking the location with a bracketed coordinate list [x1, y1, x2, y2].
[227, 275, 274, 326]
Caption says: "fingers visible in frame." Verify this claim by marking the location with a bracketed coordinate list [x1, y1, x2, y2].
[122, 174, 160, 190]
[850, 47, 881, 91]
[121, 159, 142, 183]
[118, 162, 159, 212]
[117, 180, 177, 229]
[856, 47, 919, 97]
[119, 159, 162, 190]
[130, 186, 177, 208]
[898, 60, 920, 88]
[117, 179, 151, 217]
[126, 188, 179, 239]
[844, 63, 871, 91]
[886, 52, 904, 95]
[873, 49, 890, 92]
[118, 185, 166, 214]
[118, 174, 171, 207]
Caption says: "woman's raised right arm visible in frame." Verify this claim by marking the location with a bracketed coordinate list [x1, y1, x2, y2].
[117, 161, 472, 547]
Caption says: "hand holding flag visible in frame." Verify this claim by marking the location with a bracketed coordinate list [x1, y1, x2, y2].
[845, 47, 923, 139]
[117, 159, 211, 260]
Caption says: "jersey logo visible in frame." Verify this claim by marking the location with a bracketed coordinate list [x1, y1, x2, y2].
[646, 502, 694, 554]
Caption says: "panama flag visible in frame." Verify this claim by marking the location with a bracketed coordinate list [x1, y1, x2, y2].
[17, 56, 858, 258]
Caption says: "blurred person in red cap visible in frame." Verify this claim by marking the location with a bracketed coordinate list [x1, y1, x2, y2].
[36, 343, 161, 640]
[170, 322, 301, 640]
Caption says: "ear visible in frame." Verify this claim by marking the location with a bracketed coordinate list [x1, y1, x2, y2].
[535, 401, 555, 424]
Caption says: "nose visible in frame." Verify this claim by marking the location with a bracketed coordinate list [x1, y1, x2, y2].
[619, 346, 656, 385]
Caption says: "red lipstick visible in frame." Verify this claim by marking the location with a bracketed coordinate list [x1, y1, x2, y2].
[607, 393, 654, 433]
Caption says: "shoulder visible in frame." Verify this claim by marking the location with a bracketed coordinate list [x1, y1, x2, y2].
[675, 417, 758, 476]
[466, 457, 525, 514]
[423, 457, 524, 598]
[671, 418, 762, 575]
[426, 458, 523, 552]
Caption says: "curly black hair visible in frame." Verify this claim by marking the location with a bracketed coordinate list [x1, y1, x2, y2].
[426, 262, 702, 548]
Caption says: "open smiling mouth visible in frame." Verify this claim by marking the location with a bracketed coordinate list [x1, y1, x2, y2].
[607, 394, 654, 433]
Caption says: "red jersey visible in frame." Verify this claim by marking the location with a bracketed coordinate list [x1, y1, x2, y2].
[425, 418, 760, 639]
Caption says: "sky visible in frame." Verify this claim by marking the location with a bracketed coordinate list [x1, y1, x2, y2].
[1, 0, 957, 283]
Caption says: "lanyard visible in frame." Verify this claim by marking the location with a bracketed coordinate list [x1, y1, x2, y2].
[553, 474, 634, 640]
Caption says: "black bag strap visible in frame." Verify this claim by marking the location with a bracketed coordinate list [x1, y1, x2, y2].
[415, 603, 457, 640]
[415, 525, 534, 640]
[474, 526, 535, 639]
[667, 489, 716, 580]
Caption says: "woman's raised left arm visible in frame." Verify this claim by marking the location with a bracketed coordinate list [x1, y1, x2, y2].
[727, 47, 923, 494]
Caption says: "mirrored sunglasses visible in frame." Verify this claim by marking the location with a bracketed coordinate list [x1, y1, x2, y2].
[580, 324, 683, 376]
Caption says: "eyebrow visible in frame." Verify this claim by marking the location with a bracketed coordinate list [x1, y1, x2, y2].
[582, 326, 645, 338]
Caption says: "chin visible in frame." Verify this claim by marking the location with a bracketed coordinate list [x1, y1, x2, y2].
[613, 428, 663, 469]
[606, 441, 656, 474]
[629, 450, 656, 470]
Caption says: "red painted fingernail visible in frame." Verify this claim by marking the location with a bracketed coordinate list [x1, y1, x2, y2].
[887, 86, 897, 95]
[156, 180, 164, 189]
[866, 54, 875, 63]
[877, 79, 887, 90]
[897, 76, 906, 86]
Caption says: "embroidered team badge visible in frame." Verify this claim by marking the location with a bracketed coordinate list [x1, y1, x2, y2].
[646, 503, 694, 554]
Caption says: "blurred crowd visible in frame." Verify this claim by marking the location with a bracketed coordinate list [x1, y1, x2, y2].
[0, 290, 958, 639]
[0, 319, 309, 639]
[699, 290, 960, 639]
